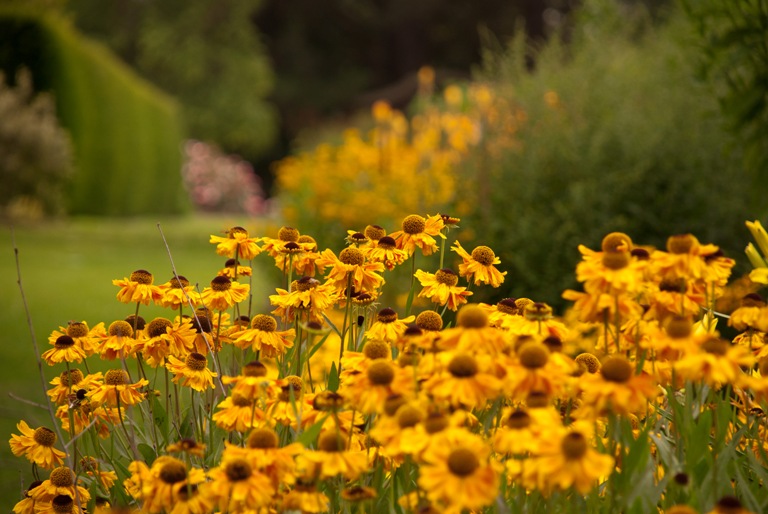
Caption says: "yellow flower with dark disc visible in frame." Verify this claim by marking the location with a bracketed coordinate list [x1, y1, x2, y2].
[209, 226, 262, 260]
[415, 268, 472, 311]
[112, 269, 164, 305]
[166, 352, 218, 391]
[451, 241, 507, 287]
[201, 276, 250, 311]
[9, 420, 66, 469]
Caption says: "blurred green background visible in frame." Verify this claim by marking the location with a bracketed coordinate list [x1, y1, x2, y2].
[1, 0, 767, 507]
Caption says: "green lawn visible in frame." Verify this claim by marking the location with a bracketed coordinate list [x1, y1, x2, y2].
[0, 214, 275, 506]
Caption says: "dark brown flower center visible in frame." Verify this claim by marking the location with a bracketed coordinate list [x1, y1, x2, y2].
[435, 268, 459, 286]
[210, 276, 232, 292]
[601, 356, 633, 383]
[59, 369, 84, 387]
[242, 360, 268, 377]
[363, 340, 391, 360]
[278, 226, 300, 242]
[251, 314, 277, 332]
[147, 318, 172, 338]
[130, 269, 153, 285]
[667, 234, 698, 254]
[457, 304, 488, 328]
[105, 369, 130, 386]
[518, 343, 549, 369]
[54, 335, 75, 349]
[448, 353, 478, 378]
[296, 276, 320, 292]
[49, 467, 74, 487]
[318, 431, 347, 452]
[562, 432, 588, 459]
[601, 232, 632, 253]
[248, 428, 279, 449]
[506, 410, 531, 430]
[159, 458, 187, 484]
[416, 310, 443, 331]
[367, 361, 395, 385]
[447, 448, 479, 477]
[224, 459, 252, 481]
[365, 225, 387, 241]
[497, 298, 518, 315]
[402, 214, 426, 234]
[66, 322, 89, 338]
[471, 246, 495, 266]
[376, 307, 398, 323]
[109, 320, 134, 338]
[33, 427, 56, 446]
[396, 405, 423, 428]
[185, 353, 207, 371]
[340, 247, 365, 266]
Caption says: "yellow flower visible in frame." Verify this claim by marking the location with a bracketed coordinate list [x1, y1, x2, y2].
[418, 428, 501, 513]
[209, 226, 262, 260]
[158, 275, 202, 310]
[202, 453, 275, 512]
[218, 258, 253, 279]
[269, 277, 338, 323]
[231, 314, 295, 358]
[577, 355, 658, 417]
[213, 392, 265, 432]
[299, 430, 369, 480]
[47, 369, 103, 406]
[421, 351, 502, 409]
[390, 214, 444, 256]
[29, 466, 91, 505]
[166, 353, 217, 391]
[41, 334, 87, 365]
[57, 401, 121, 439]
[316, 247, 385, 297]
[47, 321, 104, 357]
[437, 303, 509, 355]
[126, 456, 208, 513]
[88, 369, 148, 407]
[98, 320, 136, 361]
[414, 268, 472, 311]
[674, 337, 754, 388]
[200, 276, 250, 312]
[9, 421, 65, 470]
[451, 241, 507, 287]
[365, 307, 415, 345]
[282, 481, 329, 513]
[112, 269, 164, 305]
[339, 359, 415, 414]
[522, 421, 614, 495]
[363, 235, 409, 270]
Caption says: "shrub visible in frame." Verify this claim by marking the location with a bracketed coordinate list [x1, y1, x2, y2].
[181, 140, 268, 216]
[0, 67, 73, 218]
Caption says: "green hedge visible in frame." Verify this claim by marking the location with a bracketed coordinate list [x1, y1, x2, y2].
[0, 8, 188, 215]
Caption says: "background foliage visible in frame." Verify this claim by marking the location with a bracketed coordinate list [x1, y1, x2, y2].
[0, 67, 73, 218]
[0, 7, 188, 215]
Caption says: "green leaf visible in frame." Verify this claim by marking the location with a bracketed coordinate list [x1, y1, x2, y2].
[327, 361, 340, 392]
[308, 333, 330, 359]
[138, 442, 157, 465]
[297, 415, 327, 447]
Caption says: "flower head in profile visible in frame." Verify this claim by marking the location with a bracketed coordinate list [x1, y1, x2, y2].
[231, 314, 295, 358]
[29, 466, 91, 506]
[202, 451, 275, 512]
[41, 334, 87, 366]
[166, 352, 218, 391]
[88, 369, 148, 407]
[451, 241, 507, 287]
[390, 214, 445, 256]
[112, 269, 164, 305]
[316, 247, 385, 297]
[9, 421, 66, 469]
[158, 275, 202, 310]
[201, 276, 250, 312]
[366, 307, 415, 345]
[298, 430, 369, 480]
[47, 321, 104, 357]
[364, 235, 409, 270]
[209, 226, 262, 260]
[269, 277, 338, 323]
[415, 268, 472, 311]
[98, 320, 136, 361]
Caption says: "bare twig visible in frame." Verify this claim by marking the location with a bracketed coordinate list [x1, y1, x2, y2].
[156, 223, 227, 396]
[8, 393, 49, 410]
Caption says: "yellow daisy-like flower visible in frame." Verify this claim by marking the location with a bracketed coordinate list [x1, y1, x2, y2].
[88, 369, 148, 407]
[365, 307, 415, 345]
[282, 480, 330, 513]
[390, 213, 445, 256]
[209, 226, 262, 260]
[231, 314, 295, 358]
[41, 334, 87, 365]
[674, 337, 754, 388]
[57, 400, 122, 439]
[29, 466, 91, 505]
[213, 392, 265, 432]
[112, 269, 164, 305]
[437, 304, 509, 355]
[451, 241, 507, 287]
[9, 421, 66, 470]
[421, 351, 502, 409]
[261, 226, 301, 258]
[80, 457, 117, 491]
[98, 320, 136, 361]
[650, 234, 722, 282]
[339, 359, 415, 414]
[47, 321, 104, 357]
[202, 453, 275, 513]
[269, 277, 338, 323]
[363, 235, 409, 270]
[166, 353, 217, 391]
[299, 430, 369, 480]
[201, 276, 250, 312]
[414, 268, 473, 311]
[126, 456, 208, 514]
[316, 247, 385, 297]
[418, 428, 501, 513]
[157, 275, 202, 310]
[47, 369, 103, 406]
[218, 258, 253, 279]
[577, 355, 658, 417]
[523, 421, 614, 495]
[728, 293, 768, 332]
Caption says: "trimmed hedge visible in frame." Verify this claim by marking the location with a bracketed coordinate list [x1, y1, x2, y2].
[0, 8, 188, 215]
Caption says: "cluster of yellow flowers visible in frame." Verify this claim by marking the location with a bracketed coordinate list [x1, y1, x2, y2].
[274, 70, 524, 237]
[9, 215, 768, 514]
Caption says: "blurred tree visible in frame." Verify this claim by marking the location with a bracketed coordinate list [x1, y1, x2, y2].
[681, 0, 768, 212]
[69, 0, 276, 164]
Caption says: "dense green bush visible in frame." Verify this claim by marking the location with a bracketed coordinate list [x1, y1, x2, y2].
[0, 8, 188, 215]
[0, 67, 73, 218]
[464, 0, 752, 307]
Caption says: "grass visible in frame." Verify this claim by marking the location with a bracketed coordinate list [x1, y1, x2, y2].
[0, 214, 274, 506]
